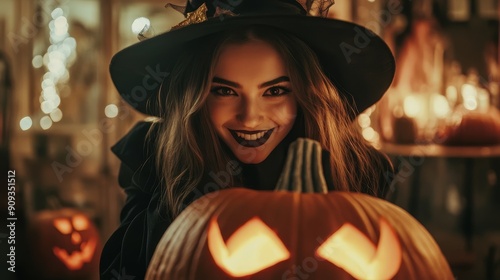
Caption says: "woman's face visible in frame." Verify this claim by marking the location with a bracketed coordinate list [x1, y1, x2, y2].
[206, 40, 297, 164]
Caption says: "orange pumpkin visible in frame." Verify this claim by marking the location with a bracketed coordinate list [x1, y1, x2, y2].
[28, 208, 100, 280]
[146, 139, 453, 280]
[439, 107, 500, 146]
[146, 189, 453, 280]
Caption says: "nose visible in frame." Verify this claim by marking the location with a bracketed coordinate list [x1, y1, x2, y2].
[236, 97, 263, 128]
[71, 232, 82, 244]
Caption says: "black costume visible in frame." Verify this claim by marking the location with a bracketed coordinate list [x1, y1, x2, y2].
[99, 120, 393, 279]
[101, 0, 397, 277]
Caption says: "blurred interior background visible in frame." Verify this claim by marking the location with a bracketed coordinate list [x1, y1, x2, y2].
[0, 0, 499, 279]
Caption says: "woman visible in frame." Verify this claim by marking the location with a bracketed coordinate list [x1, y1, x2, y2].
[101, 0, 396, 279]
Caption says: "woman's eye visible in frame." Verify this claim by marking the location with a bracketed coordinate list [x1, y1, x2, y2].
[265, 86, 291, 96]
[210, 87, 236, 96]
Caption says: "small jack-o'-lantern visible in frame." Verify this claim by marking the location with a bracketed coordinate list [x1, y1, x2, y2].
[28, 208, 100, 280]
[146, 139, 454, 280]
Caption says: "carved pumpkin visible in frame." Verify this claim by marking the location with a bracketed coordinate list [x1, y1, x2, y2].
[28, 208, 100, 280]
[146, 139, 453, 280]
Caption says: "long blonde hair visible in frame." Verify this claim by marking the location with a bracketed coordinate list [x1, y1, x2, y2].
[154, 25, 392, 217]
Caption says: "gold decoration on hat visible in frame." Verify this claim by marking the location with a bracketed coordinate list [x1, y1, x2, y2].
[165, 2, 186, 14]
[168, 0, 334, 32]
[213, 6, 237, 18]
[171, 3, 208, 30]
[297, 0, 335, 17]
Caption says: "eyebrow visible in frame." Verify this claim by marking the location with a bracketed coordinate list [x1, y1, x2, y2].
[212, 76, 290, 89]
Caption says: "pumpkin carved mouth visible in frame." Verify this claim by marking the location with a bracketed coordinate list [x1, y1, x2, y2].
[229, 128, 274, 147]
[53, 238, 97, 270]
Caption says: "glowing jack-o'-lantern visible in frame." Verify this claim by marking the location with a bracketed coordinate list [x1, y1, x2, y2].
[28, 208, 100, 280]
[146, 139, 453, 280]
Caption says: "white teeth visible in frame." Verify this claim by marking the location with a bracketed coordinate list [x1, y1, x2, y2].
[236, 131, 266, 141]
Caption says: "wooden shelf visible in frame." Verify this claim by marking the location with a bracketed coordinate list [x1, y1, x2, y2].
[378, 143, 500, 158]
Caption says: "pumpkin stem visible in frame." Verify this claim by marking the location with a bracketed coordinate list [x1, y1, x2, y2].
[274, 138, 328, 193]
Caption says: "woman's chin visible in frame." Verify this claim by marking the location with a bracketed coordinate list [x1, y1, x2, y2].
[231, 147, 272, 164]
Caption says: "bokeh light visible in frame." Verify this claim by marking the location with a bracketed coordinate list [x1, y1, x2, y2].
[432, 94, 451, 118]
[32, 55, 43, 68]
[51, 7, 64, 19]
[131, 17, 151, 35]
[105, 104, 119, 118]
[403, 95, 422, 118]
[40, 116, 53, 130]
[357, 113, 371, 128]
[50, 108, 63, 122]
[19, 117, 33, 131]
[41, 100, 56, 114]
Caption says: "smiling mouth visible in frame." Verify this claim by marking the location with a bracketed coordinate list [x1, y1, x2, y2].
[229, 128, 275, 147]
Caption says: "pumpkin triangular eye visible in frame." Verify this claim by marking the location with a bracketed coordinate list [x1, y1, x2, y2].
[316, 218, 402, 280]
[53, 218, 72, 234]
[72, 214, 89, 231]
[208, 216, 290, 277]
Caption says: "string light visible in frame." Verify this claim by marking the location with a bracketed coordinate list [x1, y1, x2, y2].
[33, 6, 77, 130]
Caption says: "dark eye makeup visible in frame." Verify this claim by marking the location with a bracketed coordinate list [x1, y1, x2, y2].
[210, 86, 236, 96]
[210, 85, 291, 97]
[264, 86, 291, 96]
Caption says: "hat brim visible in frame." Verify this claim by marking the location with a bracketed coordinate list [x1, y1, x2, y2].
[110, 15, 395, 117]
